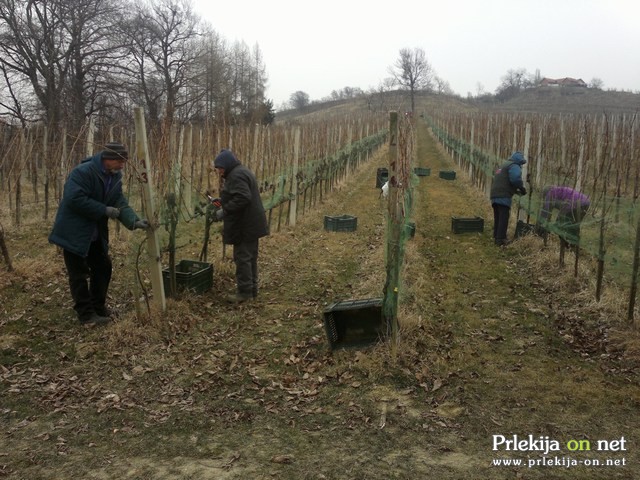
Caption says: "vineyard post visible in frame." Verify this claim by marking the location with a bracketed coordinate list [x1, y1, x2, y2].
[595, 178, 608, 300]
[133, 107, 166, 312]
[383, 111, 400, 353]
[496, 115, 503, 164]
[289, 127, 300, 227]
[184, 123, 193, 214]
[30, 127, 39, 203]
[358, 122, 363, 168]
[43, 125, 49, 220]
[173, 125, 183, 203]
[196, 127, 204, 196]
[518, 123, 531, 223]
[15, 129, 25, 226]
[628, 215, 640, 324]
[469, 120, 475, 182]
[535, 121, 544, 187]
[457, 121, 463, 167]
[255, 124, 265, 189]
[58, 129, 67, 202]
[576, 120, 586, 193]
[366, 123, 370, 162]
[85, 116, 95, 158]
[560, 116, 567, 170]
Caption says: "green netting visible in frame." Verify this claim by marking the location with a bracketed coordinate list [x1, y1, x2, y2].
[515, 191, 639, 282]
[430, 121, 501, 177]
[260, 130, 388, 211]
[426, 113, 640, 290]
[382, 116, 420, 339]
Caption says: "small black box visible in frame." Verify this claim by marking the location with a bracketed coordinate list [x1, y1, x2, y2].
[323, 298, 386, 350]
[451, 216, 484, 234]
[162, 260, 213, 297]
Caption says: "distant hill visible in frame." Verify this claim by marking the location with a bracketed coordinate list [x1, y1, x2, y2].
[274, 91, 475, 124]
[469, 86, 640, 115]
[275, 87, 640, 123]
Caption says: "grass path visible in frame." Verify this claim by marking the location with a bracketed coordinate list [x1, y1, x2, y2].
[1, 120, 638, 479]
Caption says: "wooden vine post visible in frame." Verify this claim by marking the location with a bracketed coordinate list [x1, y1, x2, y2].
[518, 123, 531, 223]
[133, 107, 166, 312]
[43, 126, 49, 220]
[85, 116, 95, 158]
[383, 111, 400, 353]
[628, 215, 640, 325]
[289, 127, 300, 227]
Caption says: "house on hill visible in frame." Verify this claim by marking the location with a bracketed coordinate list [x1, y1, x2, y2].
[539, 77, 588, 87]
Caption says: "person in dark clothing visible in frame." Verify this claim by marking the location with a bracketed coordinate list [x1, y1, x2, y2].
[213, 149, 269, 303]
[489, 151, 527, 246]
[49, 142, 150, 325]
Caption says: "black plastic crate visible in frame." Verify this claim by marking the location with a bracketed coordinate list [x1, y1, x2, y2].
[451, 216, 484, 234]
[324, 214, 358, 232]
[414, 167, 431, 177]
[323, 298, 386, 350]
[515, 220, 548, 240]
[439, 170, 456, 180]
[162, 260, 213, 297]
[376, 168, 389, 188]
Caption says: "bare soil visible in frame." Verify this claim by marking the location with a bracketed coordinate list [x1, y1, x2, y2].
[1, 120, 639, 479]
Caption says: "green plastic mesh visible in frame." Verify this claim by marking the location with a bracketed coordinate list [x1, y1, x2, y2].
[427, 113, 640, 289]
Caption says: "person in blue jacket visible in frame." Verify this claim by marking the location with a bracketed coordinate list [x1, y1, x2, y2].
[490, 151, 527, 246]
[49, 142, 150, 325]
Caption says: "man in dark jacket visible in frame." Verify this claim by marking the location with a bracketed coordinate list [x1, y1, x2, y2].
[49, 142, 150, 325]
[213, 149, 269, 303]
[490, 151, 527, 246]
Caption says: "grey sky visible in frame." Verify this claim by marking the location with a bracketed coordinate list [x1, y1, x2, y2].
[192, 0, 639, 107]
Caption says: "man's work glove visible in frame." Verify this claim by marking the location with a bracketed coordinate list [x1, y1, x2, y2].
[215, 209, 224, 221]
[516, 186, 527, 196]
[105, 206, 120, 219]
[134, 219, 151, 230]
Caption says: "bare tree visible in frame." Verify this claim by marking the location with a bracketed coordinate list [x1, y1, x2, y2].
[289, 91, 310, 110]
[0, 0, 71, 127]
[389, 47, 434, 113]
[589, 77, 604, 90]
[195, 29, 232, 122]
[495, 68, 534, 101]
[226, 41, 268, 124]
[62, 0, 131, 133]
[0, 0, 128, 132]
[125, 0, 203, 130]
[433, 76, 454, 96]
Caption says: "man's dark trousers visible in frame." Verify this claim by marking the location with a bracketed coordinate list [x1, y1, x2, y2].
[63, 240, 112, 321]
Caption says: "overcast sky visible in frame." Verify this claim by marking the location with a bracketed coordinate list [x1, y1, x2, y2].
[191, 0, 639, 108]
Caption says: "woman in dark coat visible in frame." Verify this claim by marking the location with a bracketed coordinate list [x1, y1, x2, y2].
[213, 149, 269, 303]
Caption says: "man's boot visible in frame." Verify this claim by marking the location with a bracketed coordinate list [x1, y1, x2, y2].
[80, 312, 112, 325]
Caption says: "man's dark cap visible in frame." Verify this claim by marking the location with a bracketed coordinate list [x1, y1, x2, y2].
[102, 142, 128, 160]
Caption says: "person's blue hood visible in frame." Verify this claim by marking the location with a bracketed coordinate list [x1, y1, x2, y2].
[510, 151, 526, 165]
[214, 149, 240, 171]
